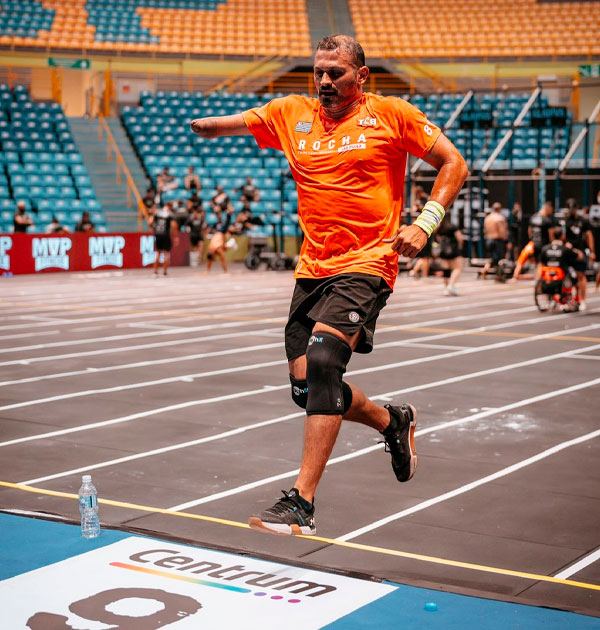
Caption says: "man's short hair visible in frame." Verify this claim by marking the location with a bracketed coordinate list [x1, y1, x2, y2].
[316, 35, 366, 69]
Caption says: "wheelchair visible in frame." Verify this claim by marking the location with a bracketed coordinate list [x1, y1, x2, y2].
[534, 266, 580, 313]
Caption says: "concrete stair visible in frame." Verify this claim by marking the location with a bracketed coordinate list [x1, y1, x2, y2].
[306, 0, 355, 49]
[69, 117, 148, 232]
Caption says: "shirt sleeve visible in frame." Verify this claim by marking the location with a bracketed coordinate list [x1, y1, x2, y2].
[242, 97, 287, 151]
[392, 98, 442, 158]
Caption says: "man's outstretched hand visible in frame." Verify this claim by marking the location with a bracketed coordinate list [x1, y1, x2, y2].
[383, 224, 428, 258]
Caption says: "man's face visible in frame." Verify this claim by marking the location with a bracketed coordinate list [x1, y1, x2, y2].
[313, 48, 366, 111]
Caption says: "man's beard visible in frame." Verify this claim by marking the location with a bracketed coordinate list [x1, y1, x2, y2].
[318, 90, 339, 106]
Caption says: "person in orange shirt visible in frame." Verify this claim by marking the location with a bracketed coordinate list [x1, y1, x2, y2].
[191, 34, 468, 536]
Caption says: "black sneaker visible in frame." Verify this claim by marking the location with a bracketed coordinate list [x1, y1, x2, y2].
[249, 488, 316, 536]
[381, 404, 418, 482]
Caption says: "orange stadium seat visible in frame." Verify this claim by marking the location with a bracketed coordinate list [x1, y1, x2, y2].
[348, 0, 600, 60]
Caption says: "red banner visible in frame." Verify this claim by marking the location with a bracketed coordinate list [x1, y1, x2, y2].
[0, 232, 190, 275]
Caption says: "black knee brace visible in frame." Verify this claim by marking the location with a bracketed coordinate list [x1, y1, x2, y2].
[290, 375, 308, 409]
[443, 268, 451, 278]
[306, 331, 352, 416]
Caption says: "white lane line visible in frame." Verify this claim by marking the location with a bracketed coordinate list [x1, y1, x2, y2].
[0, 290, 533, 354]
[0, 355, 287, 413]
[168, 377, 600, 513]
[0, 314, 286, 355]
[0, 329, 283, 387]
[0, 330, 60, 342]
[18, 344, 600, 485]
[338, 426, 600, 542]
[1, 317, 598, 413]
[554, 548, 600, 580]
[397, 342, 467, 350]
[0, 278, 513, 309]
[569, 355, 600, 361]
[0, 304, 535, 385]
[0, 301, 539, 368]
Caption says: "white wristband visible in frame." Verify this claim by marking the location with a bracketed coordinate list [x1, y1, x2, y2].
[414, 200, 445, 237]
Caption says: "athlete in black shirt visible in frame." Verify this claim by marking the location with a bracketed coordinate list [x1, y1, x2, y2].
[562, 205, 595, 310]
[529, 201, 557, 259]
[185, 208, 207, 267]
[149, 202, 179, 277]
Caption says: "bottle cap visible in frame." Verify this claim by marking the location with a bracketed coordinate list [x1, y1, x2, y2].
[82, 475, 92, 483]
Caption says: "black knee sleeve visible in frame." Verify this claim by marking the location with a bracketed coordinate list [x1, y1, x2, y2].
[306, 331, 352, 415]
[290, 375, 308, 409]
[443, 268, 451, 278]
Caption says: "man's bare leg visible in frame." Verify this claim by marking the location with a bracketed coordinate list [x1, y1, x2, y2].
[289, 323, 391, 503]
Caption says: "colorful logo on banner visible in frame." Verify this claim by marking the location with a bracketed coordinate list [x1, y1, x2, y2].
[0, 537, 394, 629]
[0, 235, 11, 270]
[32, 237, 72, 271]
[140, 235, 155, 266]
[88, 236, 126, 269]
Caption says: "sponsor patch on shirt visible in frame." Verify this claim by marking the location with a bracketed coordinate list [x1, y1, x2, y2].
[295, 121, 312, 133]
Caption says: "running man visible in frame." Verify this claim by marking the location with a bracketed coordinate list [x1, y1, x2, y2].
[191, 34, 468, 535]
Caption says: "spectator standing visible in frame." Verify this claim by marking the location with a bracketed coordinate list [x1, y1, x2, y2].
[184, 165, 202, 191]
[185, 206, 207, 267]
[436, 214, 464, 295]
[173, 199, 190, 230]
[75, 211, 95, 233]
[149, 201, 179, 277]
[481, 202, 510, 279]
[563, 200, 595, 310]
[529, 201, 557, 260]
[509, 202, 523, 256]
[13, 201, 33, 233]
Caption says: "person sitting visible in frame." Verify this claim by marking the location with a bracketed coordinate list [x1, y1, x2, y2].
[210, 185, 234, 220]
[45, 216, 70, 234]
[538, 227, 584, 305]
[236, 176, 260, 203]
[75, 211, 95, 233]
[184, 165, 202, 191]
[156, 167, 178, 195]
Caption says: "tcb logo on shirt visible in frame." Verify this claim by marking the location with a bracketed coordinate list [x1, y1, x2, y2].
[358, 117, 377, 127]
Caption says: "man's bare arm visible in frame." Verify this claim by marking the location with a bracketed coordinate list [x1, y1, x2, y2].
[422, 133, 469, 209]
[385, 134, 468, 258]
[190, 114, 251, 138]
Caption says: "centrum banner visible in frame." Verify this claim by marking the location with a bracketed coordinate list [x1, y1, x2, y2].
[0, 536, 395, 629]
[0, 232, 189, 275]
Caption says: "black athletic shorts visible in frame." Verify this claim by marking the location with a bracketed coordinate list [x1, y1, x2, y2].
[155, 234, 172, 251]
[190, 235, 203, 247]
[284, 273, 392, 361]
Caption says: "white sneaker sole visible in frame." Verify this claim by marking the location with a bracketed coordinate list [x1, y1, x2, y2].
[248, 517, 316, 536]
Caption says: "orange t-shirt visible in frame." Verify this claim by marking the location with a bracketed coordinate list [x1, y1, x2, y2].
[242, 93, 441, 288]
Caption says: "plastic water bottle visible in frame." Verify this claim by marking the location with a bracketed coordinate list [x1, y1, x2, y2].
[78, 474, 100, 539]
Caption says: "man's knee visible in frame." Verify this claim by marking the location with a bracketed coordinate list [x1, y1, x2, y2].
[305, 331, 352, 415]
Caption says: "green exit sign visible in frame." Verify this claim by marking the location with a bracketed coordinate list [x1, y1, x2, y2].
[48, 58, 91, 69]
[579, 64, 600, 77]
